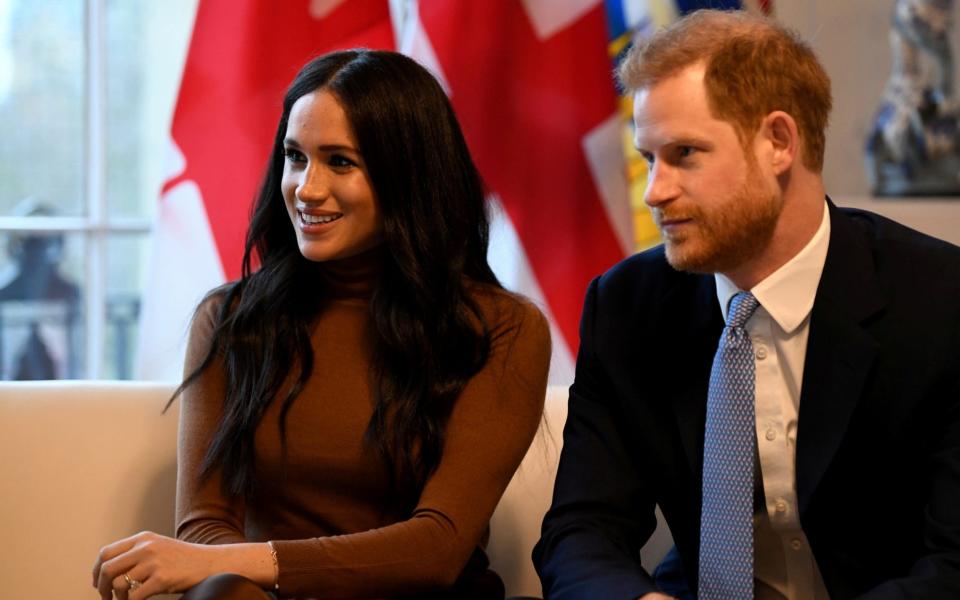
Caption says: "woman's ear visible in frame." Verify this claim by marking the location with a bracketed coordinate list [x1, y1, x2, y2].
[760, 110, 800, 175]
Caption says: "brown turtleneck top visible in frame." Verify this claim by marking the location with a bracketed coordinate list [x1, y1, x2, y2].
[174, 250, 551, 599]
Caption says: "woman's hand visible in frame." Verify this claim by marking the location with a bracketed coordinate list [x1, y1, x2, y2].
[92, 531, 221, 599]
[92, 532, 276, 599]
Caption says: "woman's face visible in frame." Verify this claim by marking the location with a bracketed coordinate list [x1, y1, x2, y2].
[281, 90, 384, 262]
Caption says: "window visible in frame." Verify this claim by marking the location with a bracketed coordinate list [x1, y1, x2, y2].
[0, 0, 198, 379]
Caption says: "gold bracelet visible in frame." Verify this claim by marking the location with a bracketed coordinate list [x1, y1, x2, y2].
[267, 540, 279, 590]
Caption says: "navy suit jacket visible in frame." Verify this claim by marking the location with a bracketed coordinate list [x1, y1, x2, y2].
[533, 204, 960, 599]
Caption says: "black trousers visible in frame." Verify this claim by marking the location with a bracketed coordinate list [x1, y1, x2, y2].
[180, 569, 508, 600]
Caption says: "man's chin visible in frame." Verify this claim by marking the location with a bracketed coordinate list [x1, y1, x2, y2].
[664, 242, 716, 274]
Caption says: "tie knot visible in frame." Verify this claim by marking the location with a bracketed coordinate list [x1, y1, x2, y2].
[726, 291, 759, 329]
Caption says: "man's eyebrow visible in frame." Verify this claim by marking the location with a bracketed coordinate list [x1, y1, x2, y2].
[634, 136, 715, 152]
[662, 135, 714, 148]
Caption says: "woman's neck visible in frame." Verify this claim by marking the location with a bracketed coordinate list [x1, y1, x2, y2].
[314, 246, 383, 299]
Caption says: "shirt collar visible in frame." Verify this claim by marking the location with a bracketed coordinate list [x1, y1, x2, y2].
[715, 199, 831, 333]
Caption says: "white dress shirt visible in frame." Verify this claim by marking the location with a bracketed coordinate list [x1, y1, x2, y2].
[715, 201, 831, 600]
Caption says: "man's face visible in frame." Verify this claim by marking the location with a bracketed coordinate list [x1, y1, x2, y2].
[633, 65, 782, 275]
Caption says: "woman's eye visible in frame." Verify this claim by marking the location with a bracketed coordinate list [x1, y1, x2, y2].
[283, 148, 306, 163]
[329, 154, 356, 168]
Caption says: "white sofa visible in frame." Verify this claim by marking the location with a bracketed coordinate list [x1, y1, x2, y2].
[0, 382, 671, 599]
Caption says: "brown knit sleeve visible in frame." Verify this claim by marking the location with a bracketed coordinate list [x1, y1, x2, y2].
[270, 293, 552, 598]
[174, 294, 248, 545]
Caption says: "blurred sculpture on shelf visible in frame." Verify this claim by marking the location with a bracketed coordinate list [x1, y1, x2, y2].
[866, 0, 960, 196]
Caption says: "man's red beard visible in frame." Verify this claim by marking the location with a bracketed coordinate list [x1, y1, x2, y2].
[655, 162, 782, 275]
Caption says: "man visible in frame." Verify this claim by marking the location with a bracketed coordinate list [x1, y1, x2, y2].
[533, 9, 960, 600]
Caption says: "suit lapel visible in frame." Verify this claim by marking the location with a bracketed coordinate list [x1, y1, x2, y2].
[796, 203, 885, 516]
[668, 274, 724, 483]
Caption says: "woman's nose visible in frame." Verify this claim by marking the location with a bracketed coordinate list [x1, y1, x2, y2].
[296, 165, 329, 203]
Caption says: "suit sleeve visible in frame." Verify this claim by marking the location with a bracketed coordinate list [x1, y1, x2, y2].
[857, 316, 960, 599]
[534, 277, 661, 599]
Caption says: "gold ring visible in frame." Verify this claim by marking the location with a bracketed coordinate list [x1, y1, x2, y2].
[123, 572, 142, 591]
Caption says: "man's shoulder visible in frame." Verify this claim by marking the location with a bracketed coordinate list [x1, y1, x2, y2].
[596, 245, 707, 298]
[836, 206, 960, 282]
[585, 245, 715, 328]
[838, 206, 960, 252]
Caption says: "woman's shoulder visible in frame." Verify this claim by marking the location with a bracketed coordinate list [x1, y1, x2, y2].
[465, 281, 551, 344]
[188, 283, 240, 341]
[466, 282, 551, 399]
[195, 282, 230, 314]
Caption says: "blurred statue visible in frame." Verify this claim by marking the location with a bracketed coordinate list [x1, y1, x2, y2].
[0, 199, 80, 379]
[865, 0, 960, 196]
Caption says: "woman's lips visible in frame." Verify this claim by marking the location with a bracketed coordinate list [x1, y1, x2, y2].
[298, 210, 343, 233]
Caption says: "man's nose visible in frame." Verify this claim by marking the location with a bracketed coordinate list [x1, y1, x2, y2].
[643, 162, 681, 208]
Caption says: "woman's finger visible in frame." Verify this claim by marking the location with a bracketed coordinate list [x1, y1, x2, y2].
[98, 542, 148, 598]
[92, 534, 139, 587]
[129, 574, 176, 600]
[110, 573, 129, 600]
[126, 562, 153, 597]
[112, 558, 153, 600]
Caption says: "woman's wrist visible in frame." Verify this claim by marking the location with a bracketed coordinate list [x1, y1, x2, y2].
[206, 542, 277, 589]
[266, 541, 279, 590]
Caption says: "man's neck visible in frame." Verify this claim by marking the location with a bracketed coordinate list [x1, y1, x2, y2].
[722, 176, 826, 290]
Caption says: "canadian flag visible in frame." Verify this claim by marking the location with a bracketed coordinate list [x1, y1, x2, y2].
[136, 0, 631, 382]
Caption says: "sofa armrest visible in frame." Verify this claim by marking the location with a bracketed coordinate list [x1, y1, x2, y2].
[0, 381, 179, 599]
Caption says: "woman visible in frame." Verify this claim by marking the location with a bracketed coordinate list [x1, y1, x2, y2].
[92, 50, 550, 599]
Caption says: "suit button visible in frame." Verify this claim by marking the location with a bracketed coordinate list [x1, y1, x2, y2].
[775, 499, 787, 514]
[791, 538, 803, 551]
[755, 346, 768, 360]
[765, 428, 777, 441]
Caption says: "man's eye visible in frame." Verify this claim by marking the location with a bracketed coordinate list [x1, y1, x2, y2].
[639, 151, 654, 165]
[678, 146, 696, 159]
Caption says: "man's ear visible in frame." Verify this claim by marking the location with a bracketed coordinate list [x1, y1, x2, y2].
[760, 111, 799, 175]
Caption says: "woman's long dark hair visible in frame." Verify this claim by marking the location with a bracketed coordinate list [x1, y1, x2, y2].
[176, 50, 500, 502]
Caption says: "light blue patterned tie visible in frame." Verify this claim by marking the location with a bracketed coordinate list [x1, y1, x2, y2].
[699, 291, 760, 600]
